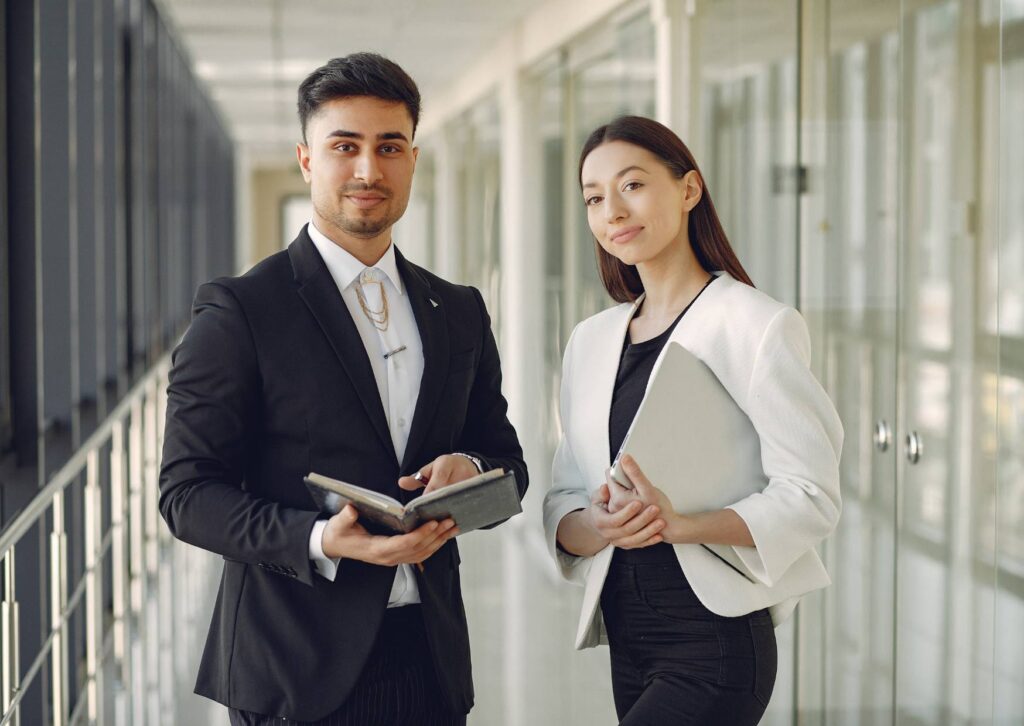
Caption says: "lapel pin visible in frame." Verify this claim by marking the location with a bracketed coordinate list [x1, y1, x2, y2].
[429, 298, 439, 308]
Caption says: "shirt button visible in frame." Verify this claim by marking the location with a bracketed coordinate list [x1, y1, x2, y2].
[398, 418, 407, 427]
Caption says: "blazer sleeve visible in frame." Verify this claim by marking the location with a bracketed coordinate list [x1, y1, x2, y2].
[542, 325, 594, 585]
[725, 307, 844, 587]
[454, 287, 529, 506]
[158, 281, 321, 586]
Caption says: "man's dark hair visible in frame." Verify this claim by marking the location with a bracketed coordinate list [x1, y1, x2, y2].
[297, 53, 421, 143]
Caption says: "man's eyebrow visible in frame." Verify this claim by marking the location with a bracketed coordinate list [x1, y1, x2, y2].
[324, 130, 410, 143]
[582, 165, 649, 189]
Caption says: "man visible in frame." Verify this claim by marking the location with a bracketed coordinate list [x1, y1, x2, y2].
[159, 53, 527, 725]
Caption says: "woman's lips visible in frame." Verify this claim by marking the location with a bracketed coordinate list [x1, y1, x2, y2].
[610, 226, 643, 244]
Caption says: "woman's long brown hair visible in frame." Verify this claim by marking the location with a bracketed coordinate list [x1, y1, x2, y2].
[578, 116, 754, 302]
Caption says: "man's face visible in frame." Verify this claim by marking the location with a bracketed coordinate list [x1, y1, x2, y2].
[297, 96, 418, 247]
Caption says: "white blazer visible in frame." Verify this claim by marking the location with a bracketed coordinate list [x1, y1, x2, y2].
[542, 273, 844, 650]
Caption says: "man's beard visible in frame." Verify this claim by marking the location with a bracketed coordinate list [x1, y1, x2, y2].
[314, 196, 395, 239]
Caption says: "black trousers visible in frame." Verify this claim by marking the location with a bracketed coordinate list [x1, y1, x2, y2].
[600, 545, 777, 726]
[228, 605, 466, 726]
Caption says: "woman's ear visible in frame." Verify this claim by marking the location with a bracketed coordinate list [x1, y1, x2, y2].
[681, 170, 702, 212]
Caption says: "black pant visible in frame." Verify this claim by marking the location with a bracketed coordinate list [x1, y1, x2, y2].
[600, 545, 777, 726]
[228, 606, 466, 726]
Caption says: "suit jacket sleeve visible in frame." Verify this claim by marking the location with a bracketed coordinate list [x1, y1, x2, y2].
[726, 307, 844, 587]
[455, 287, 529, 506]
[542, 324, 593, 585]
[159, 281, 321, 586]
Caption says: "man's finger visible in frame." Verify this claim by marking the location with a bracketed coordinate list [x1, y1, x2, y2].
[397, 475, 425, 491]
[330, 504, 359, 528]
[423, 458, 454, 494]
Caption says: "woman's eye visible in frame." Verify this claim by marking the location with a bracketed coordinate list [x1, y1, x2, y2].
[585, 196, 602, 206]
[623, 181, 642, 192]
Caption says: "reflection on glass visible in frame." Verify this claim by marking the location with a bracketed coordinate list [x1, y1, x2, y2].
[695, 0, 800, 303]
[449, 98, 502, 334]
[568, 10, 656, 330]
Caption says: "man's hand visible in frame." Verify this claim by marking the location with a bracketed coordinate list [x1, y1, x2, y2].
[397, 454, 480, 495]
[321, 504, 459, 565]
[586, 482, 666, 550]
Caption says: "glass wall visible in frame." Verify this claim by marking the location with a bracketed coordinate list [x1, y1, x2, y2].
[414, 0, 1024, 723]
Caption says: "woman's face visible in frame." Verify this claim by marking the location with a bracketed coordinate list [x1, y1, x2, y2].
[580, 140, 699, 268]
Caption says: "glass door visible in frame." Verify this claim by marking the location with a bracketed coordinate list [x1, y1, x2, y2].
[893, 0, 1003, 722]
[813, 1, 902, 721]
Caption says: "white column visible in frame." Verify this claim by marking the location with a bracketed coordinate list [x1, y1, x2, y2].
[651, 0, 696, 137]
[497, 68, 543, 726]
[432, 127, 460, 281]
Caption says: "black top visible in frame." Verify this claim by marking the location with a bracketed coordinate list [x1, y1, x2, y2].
[608, 276, 715, 463]
[607, 276, 715, 566]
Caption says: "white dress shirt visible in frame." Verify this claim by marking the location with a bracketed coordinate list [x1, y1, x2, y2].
[305, 220, 425, 607]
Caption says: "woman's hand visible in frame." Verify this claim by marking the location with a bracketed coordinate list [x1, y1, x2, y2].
[586, 482, 666, 550]
[608, 455, 693, 544]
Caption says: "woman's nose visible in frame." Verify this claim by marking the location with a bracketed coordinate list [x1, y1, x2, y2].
[604, 196, 626, 223]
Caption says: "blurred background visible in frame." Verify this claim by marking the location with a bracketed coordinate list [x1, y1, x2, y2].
[1, 0, 1022, 723]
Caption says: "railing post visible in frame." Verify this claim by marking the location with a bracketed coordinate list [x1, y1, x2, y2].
[2, 551, 20, 726]
[50, 492, 69, 726]
[128, 399, 145, 726]
[110, 418, 130, 725]
[84, 449, 104, 725]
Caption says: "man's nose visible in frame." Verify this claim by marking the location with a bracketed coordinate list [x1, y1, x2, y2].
[353, 152, 382, 185]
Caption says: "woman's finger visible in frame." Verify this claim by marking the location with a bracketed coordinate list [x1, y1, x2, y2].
[597, 503, 660, 538]
[622, 455, 656, 499]
[612, 517, 665, 549]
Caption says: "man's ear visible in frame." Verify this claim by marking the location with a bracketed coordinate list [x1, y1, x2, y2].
[296, 142, 313, 183]
[681, 169, 702, 212]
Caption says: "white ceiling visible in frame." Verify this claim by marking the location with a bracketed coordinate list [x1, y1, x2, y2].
[158, 0, 548, 165]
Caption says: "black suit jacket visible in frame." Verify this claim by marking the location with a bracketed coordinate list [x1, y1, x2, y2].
[158, 229, 528, 720]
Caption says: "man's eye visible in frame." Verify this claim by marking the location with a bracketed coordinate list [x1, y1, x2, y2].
[336, 143, 356, 152]
[380, 144, 401, 153]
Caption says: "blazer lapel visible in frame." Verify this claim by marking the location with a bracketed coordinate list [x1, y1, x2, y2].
[395, 250, 449, 474]
[580, 296, 644, 479]
[288, 230, 396, 465]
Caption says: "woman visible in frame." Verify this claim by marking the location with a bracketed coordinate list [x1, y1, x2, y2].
[542, 116, 843, 725]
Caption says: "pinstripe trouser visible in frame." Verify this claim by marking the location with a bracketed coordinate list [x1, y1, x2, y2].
[228, 605, 467, 726]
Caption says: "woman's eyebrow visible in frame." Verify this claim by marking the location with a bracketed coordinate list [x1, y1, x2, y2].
[582, 165, 649, 189]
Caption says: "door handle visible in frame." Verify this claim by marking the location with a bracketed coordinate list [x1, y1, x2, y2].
[873, 419, 892, 452]
[905, 431, 922, 464]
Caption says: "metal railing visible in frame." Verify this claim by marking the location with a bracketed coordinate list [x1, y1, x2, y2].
[0, 356, 220, 726]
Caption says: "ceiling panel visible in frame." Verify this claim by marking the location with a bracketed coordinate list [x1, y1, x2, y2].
[158, 0, 547, 164]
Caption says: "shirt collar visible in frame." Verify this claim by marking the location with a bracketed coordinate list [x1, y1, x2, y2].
[306, 219, 405, 296]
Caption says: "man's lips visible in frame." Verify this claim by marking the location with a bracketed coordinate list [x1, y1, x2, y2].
[346, 194, 387, 210]
[610, 226, 643, 244]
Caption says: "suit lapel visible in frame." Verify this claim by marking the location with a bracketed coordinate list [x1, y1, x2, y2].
[395, 250, 449, 474]
[289, 230, 396, 465]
